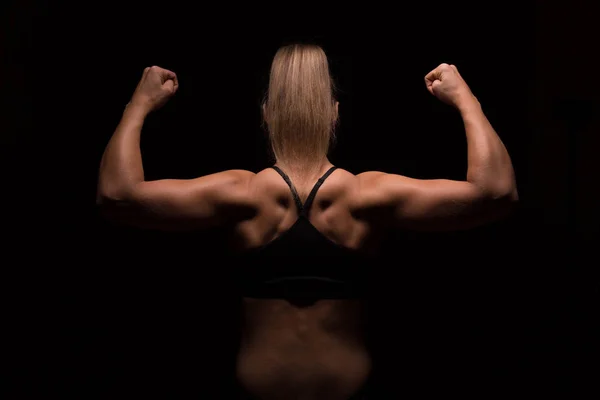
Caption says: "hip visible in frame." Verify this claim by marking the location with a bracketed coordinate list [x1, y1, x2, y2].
[236, 339, 372, 400]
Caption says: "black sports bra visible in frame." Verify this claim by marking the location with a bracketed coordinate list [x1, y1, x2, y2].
[236, 166, 370, 304]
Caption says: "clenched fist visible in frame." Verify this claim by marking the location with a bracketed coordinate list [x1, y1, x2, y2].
[129, 66, 179, 113]
[424, 63, 476, 109]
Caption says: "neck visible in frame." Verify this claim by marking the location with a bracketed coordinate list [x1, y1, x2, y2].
[275, 157, 332, 179]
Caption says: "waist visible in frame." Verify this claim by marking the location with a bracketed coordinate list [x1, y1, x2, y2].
[239, 275, 366, 302]
[237, 336, 371, 400]
[238, 298, 370, 399]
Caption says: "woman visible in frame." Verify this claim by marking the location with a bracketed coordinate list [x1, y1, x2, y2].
[97, 44, 517, 399]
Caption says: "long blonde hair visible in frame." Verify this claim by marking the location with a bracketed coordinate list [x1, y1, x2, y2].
[263, 44, 338, 171]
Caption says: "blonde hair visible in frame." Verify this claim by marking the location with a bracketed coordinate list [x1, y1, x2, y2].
[263, 44, 338, 169]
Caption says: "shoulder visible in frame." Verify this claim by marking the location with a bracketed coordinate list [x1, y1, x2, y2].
[348, 171, 423, 218]
[245, 166, 366, 205]
[191, 169, 256, 202]
[352, 171, 391, 208]
[354, 171, 415, 204]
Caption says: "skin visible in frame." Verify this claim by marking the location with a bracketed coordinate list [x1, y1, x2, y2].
[97, 64, 518, 399]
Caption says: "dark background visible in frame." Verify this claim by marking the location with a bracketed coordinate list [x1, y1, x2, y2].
[3, 2, 597, 398]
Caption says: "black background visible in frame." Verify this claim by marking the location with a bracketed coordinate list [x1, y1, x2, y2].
[3, 2, 597, 398]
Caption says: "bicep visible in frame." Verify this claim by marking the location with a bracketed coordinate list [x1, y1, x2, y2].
[98, 170, 255, 230]
[360, 173, 512, 231]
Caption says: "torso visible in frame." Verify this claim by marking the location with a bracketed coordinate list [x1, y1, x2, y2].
[236, 299, 371, 400]
[232, 164, 378, 253]
[230, 164, 379, 400]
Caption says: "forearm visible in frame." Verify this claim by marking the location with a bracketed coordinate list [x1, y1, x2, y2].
[459, 97, 517, 199]
[97, 104, 148, 201]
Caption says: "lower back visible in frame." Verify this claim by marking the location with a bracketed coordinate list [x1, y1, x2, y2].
[236, 298, 371, 400]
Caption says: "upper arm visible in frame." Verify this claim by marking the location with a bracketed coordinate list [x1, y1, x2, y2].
[97, 170, 256, 230]
[357, 172, 517, 231]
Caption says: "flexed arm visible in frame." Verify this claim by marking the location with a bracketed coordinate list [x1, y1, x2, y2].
[97, 67, 254, 230]
[360, 63, 518, 231]
[97, 66, 178, 200]
[425, 63, 517, 200]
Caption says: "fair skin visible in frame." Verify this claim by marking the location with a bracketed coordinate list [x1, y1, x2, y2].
[97, 64, 517, 238]
[97, 63, 517, 399]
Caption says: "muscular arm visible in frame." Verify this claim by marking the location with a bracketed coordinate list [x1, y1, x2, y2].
[97, 104, 255, 230]
[360, 96, 517, 231]
[97, 104, 147, 201]
[460, 98, 516, 200]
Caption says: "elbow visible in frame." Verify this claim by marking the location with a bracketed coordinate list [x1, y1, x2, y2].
[96, 189, 138, 225]
[96, 183, 137, 211]
[497, 180, 519, 204]
[498, 188, 519, 215]
[96, 190, 123, 220]
[507, 185, 519, 204]
[96, 176, 140, 204]
[485, 184, 519, 217]
[96, 186, 110, 206]
[96, 187, 125, 206]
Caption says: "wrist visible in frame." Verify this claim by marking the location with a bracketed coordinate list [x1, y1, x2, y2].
[457, 94, 481, 116]
[124, 101, 150, 120]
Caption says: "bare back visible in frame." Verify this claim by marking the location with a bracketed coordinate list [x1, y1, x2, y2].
[231, 164, 378, 253]
[99, 161, 516, 399]
[231, 165, 375, 400]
